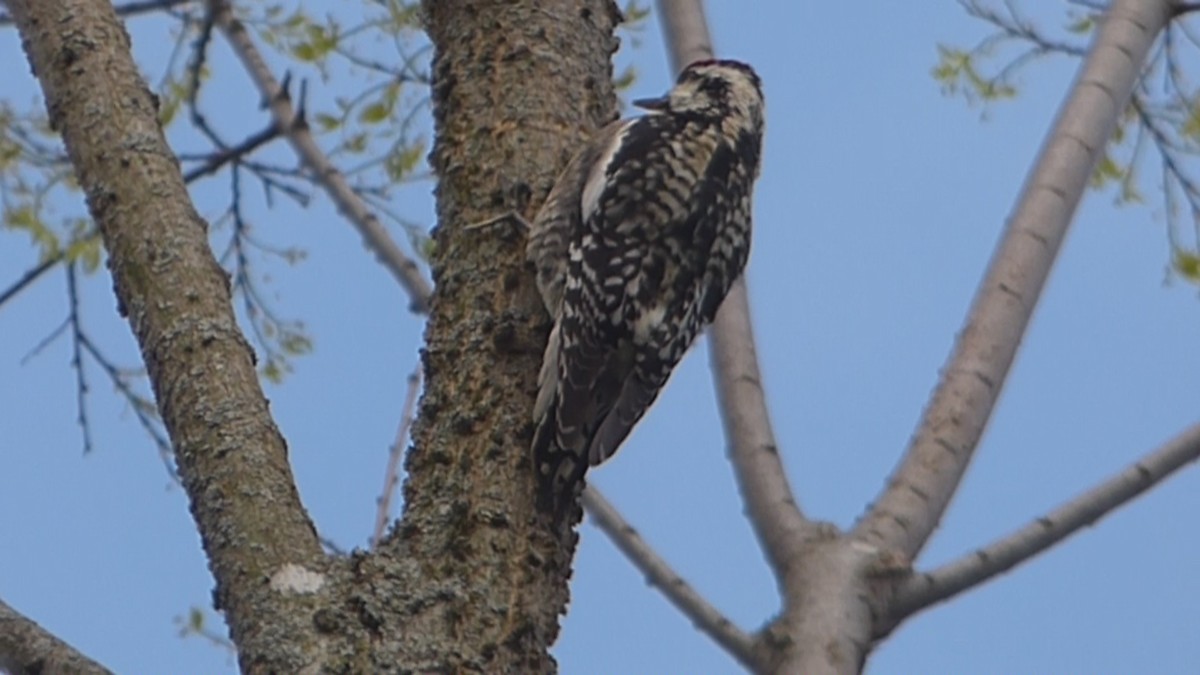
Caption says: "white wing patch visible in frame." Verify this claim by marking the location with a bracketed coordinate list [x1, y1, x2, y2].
[581, 118, 638, 225]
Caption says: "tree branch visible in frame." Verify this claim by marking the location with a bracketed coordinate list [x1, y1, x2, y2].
[371, 365, 421, 547]
[0, 0, 194, 25]
[883, 422, 1200, 630]
[1, 120, 282, 315]
[386, 2, 623, 669]
[7, 0, 325, 671]
[581, 488, 761, 671]
[656, 0, 812, 581]
[0, 598, 113, 675]
[210, 0, 433, 313]
[854, 0, 1175, 559]
[0, 256, 61, 311]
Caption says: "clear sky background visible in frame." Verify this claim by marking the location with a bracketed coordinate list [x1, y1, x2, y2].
[2, 2, 1198, 674]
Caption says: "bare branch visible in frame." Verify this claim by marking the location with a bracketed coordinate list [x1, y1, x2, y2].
[0, 256, 60, 310]
[66, 263, 94, 454]
[580, 488, 761, 672]
[372, 365, 421, 547]
[854, 0, 1175, 559]
[78, 335, 177, 479]
[181, 121, 283, 184]
[886, 422, 1200, 629]
[210, 0, 433, 313]
[656, 0, 811, 581]
[0, 598, 113, 675]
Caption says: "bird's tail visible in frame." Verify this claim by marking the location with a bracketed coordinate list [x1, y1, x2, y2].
[531, 404, 587, 519]
[531, 322, 587, 518]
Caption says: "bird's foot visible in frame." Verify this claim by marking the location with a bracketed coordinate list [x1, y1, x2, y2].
[463, 210, 533, 233]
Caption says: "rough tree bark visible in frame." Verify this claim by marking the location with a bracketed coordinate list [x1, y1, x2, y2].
[380, 0, 621, 671]
[8, 0, 621, 672]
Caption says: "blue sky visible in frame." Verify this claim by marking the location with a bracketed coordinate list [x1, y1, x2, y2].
[2, 2, 1198, 673]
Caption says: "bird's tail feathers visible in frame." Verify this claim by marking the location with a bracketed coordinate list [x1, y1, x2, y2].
[586, 371, 663, 465]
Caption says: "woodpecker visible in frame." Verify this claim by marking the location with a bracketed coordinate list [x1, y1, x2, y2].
[527, 59, 764, 511]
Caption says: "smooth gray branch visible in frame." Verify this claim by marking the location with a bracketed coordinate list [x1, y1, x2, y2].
[580, 488, 760, 671]
[210, 1, 433, 313]
[854, 0, 1175, 559]
[656, 0, 811, 582]
[0, 598, 113, 675]
[886, 421, 1200, 628]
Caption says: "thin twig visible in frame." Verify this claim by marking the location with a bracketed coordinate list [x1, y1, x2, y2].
[211, 0, 433, 313]
[581, 488, 761, 671]
[372, 365, 422, 547]
[0, 256, 60, 310]
[78, 335, 177, 480]
[175, 607, 237, 655]
[19, 317, 70, 365]
[656, 0, 811, 581]
[66, 263, 94, 454]
[885, 422, 1200, 630]
[182, 121, 283, 184]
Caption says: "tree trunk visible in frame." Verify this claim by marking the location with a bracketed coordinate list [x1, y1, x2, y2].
[10, 0, 622, 671]
[357, 0, 622, 671]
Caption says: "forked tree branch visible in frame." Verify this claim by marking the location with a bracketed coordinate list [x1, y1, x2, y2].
[0, 598, 113, 675]
[209, 0, 433, 312]
[657, 0, 812, 581]
[883, 421, 1200, 630]
[581, 489, 761, 670]
[854, 0, 1175, 559]
[209, 0, 657, 562]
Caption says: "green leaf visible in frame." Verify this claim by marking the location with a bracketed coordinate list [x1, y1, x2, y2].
[387, 0, 422, 30]
[386, 140, 425, 181]
[1090, 153, 1124, 188]
[1183, 105, 1200, 141]
[292, 43, 319, 62]
[5, 205, 59, 256]
[262, 359, 285, 384]
[344, 133, 368, 154]
[1172, 247, 1200, 284]
[359, 102, 391, 124]
[315, 113, 342, 131]
[1066, 16, 1094, 35]
[931, 45, 1016, 102]
[66, 235, 102, 273]
[614, 65, 637, 92]
[279, 331, 313, 356]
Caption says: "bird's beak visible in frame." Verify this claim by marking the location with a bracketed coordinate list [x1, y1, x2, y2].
[633, 95, 669, 111]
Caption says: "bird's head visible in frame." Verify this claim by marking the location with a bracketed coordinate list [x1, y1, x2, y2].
[633, 59, 764, 129]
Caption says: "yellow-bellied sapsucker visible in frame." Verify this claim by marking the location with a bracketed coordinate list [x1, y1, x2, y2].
[528, 59, 764, 509]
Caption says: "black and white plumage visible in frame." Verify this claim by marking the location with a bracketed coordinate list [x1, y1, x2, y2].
[527, 59, 765, 509]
